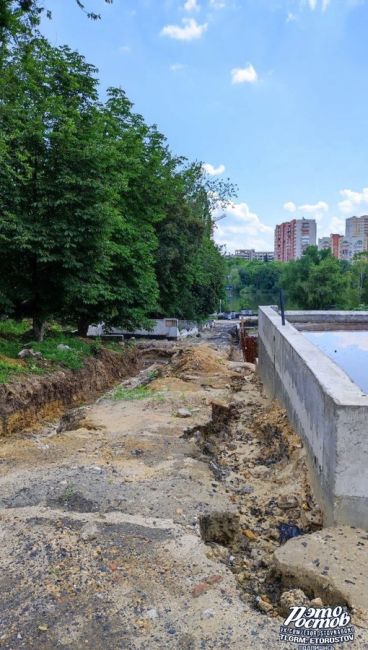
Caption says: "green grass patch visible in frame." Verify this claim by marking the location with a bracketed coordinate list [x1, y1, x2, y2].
[31, 336, 92, 371]
[0, 358, 24, 384]
[0, 319, 30, 338]
[112, 385, 166, 402]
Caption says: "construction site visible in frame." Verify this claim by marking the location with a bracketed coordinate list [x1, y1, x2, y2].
[0, 320, 367, 649]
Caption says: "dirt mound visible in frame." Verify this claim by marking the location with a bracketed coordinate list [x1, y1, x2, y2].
[172, 345, 225, 376]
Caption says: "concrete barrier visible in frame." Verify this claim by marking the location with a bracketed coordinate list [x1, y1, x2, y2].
[258, 306, 368, 529]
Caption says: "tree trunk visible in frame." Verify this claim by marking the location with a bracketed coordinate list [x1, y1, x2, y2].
[32, 316, 46, 342]
[77, 316, 90, 338]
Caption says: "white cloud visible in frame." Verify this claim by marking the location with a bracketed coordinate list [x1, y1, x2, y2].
[161, 18, 208, 41]
[286, 12, 298, 21]
[338, 187, 368, 214]
[299, 201, 329, 214]
[170, 63, 187, 72]
[307, 0, 331, 10]
[202, 163, 225, 176]
[283, 200, 329, 223]
[119, 45, 131, 53]
[209, 0, 226, 8]
[283, 201, 297, 212]
[184, 0, 200, 11]
[318, 215, 345, 237]
[231, 64, 258, 84]
[213, 202, 274, 252]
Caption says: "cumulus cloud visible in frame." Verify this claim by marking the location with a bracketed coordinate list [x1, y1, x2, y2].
[283, 201, 297, 212]
[231, 64, 258, 84]
[286, 12, 298, 21]
[161, 18, 208, 41]
[338, 187, 368, 214]
[184, 0, 200, 11]
[213, 202, 274, 252]
[283, 200, 328, 220]
[299, 201, 329, 214]
[202, 163, 225, 176]
[318, 216, 345, 237]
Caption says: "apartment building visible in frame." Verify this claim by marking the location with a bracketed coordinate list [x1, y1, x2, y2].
[234, 249, 274, 261]
[274, 218, 316, 261]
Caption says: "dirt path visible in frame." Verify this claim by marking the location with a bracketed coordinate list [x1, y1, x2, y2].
[0, 331, 367, 649]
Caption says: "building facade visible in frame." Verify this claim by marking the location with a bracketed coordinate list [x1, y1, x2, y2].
[274, 218, 317, 261]
[234, 249, 274, 261]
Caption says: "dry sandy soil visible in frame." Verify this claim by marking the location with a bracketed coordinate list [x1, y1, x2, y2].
[0, 326, 367, 649]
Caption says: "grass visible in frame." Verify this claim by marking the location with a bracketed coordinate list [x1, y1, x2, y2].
[31, 336, 92, 371]
[0, 319, 108, 384]
[0, 358, 24, 384]
[112, 385, 165, 402]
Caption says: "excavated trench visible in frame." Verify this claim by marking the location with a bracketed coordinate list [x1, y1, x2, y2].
[1, 332, 366, 648]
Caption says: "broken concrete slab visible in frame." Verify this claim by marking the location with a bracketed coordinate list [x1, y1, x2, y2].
[274, 526, 368, 610]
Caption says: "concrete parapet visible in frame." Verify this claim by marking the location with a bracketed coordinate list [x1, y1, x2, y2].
[258, 306, 368, 529]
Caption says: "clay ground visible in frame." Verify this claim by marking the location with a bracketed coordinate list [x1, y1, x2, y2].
[0, 325, 367, 649]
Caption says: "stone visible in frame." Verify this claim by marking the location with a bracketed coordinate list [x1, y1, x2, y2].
[175, 408, 192, 418]
[18, 348, 35, 359]
[278, 495, 299, 510]
[279, 589, 309, 617]
[80, 523, 99, 542]
[274, 526, 368, 609]
[199, 511, 240, 546]
[57, 344, 71, 351]
[256, 597, 273, 614]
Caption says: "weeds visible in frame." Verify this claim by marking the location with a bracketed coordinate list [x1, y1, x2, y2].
[112, 385, 164, 402]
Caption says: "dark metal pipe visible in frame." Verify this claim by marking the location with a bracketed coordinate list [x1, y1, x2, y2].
[279, 289, 286, 326]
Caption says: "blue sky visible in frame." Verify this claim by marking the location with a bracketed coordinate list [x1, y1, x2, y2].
[41, 0, 368, 252]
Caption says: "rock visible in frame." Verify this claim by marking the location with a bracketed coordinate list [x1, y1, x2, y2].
[175, 408, 192, 418]
[199, 511, 240, 546]
[57, 344, 71, 351]
[18, 348, 35, 358]
[80, 523, 99, 542]
[278, 494, 299, 510]
[256, 596, 273, 614]
[274, 526, 368, 610]
[279, 589, 309, 617]
[310, 597, 323, 607]
[300, 504, 323, 530]
[145, 609, 158, 620]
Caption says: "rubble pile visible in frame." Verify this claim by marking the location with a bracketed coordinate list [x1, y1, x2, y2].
[190, 377, 323, 616]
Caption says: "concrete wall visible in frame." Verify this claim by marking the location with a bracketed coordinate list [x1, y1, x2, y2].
[258, 306, 368, 528]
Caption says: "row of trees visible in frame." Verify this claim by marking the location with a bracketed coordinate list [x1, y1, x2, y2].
[0, 33, 235, 339]
[225, 248, 368, 311]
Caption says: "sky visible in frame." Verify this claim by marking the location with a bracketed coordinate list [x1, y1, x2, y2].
[41, 0, 368, 252]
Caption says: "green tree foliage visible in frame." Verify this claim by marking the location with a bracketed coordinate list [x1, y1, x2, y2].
[0, 0, 112, 41]
[280, 246, 349, 309]
[0, 37, 230, 338]
[154, 162, 234, 319]
[224, 257, 282, 310]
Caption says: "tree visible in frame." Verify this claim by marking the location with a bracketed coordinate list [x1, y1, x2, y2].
[154, 162, 234, 320]
[0, 0, 113, 39]
[280, 247, 348, 310]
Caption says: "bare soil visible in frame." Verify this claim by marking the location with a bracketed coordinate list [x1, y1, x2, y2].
[0, 328, 367, 649]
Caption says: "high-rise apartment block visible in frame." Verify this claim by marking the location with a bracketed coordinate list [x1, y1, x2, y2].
[318, 234, 343, 259]
[274, 218, 317, 261]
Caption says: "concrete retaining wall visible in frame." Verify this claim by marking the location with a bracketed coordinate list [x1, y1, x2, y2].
[258, 306, 368, 528]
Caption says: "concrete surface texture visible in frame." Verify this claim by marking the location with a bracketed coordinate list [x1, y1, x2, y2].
[258, 306, 368, 529]
[274, 526, 368, 612]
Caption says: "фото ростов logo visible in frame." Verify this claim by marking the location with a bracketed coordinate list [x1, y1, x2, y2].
[279, 605, 355, 648]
